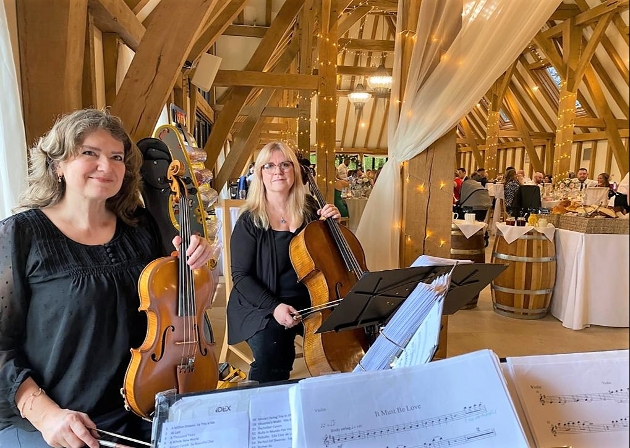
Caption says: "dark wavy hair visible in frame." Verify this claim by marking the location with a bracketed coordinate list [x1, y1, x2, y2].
[18, 109, 142, 225]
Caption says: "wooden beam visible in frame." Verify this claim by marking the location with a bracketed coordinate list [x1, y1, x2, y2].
[583, 65, 629, 171]
[337, 65, 393, 76]
[347, 0, 397, 11]
[187, 0, 247, 63]
[88, 0, 144, 51]
[316, 0, 338, 202]
[212, 70, 319, 89]
[18, 0, 88, 145]
[297, 0, 315, 152]
[505, 89, 544, 172]
[337, 5, 372, 36]
[568, 12, 613, 91]
[461, 117, 484, 168]
[82, 13, 98, 108]
[223, 24, 268, 38]
[217, 42, 301, 190]
[102, 33, 119, 106]
[111, 0, 217, 142]
[203, 0, 306, 170]
[541, 0, 629, 38]
[196, 94, 215, 123]
[338, 38, 395, 52]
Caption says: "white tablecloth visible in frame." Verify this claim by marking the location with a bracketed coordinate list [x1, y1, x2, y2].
[452, 219, 487, 239]
[550, 229, 630, 330]
[490, 183, 504, 236]
[496, 223, 555, 244]
[346, 197, 368, 233]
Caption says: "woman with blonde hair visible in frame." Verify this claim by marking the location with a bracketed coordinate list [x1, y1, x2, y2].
[227, 142, 341, 383]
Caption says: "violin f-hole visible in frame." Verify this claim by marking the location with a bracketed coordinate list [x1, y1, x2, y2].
[151, 325, 175, 362]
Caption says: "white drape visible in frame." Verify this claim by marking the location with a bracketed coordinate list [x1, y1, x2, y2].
[0, 1, 28, 219]
[356, 0, 561, 271]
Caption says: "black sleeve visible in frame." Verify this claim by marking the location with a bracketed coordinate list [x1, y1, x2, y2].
[0, 216, 35, 418]
[230, 213, 279, 314]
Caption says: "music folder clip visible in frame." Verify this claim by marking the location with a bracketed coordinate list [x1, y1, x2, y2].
[316, 263, 507, 334]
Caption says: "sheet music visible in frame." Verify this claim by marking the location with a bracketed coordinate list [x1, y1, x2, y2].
[411, 255, 473, 267]
[354, 272, 451, 372]
[292, 349, 528, 447]
[159, 413, 248, 447]
[157, 383, 294, 447]
[506, 349, 629, 448]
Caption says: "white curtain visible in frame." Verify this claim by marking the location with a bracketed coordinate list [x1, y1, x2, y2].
[356, 0, 561, 271]
[0, 1, 27, 219]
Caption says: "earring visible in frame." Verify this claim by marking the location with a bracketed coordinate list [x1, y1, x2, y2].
[58, 174, 64, 183]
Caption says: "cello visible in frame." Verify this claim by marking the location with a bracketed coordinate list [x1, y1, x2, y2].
[289, 168, 370, 376]
[122, 160, 219, 419]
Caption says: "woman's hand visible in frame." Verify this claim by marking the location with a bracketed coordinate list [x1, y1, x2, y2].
[318, 204, 341, 221]
[36, 407, 99, 448]
[172, 234, 215, 269]
[273, 303, 301, 329]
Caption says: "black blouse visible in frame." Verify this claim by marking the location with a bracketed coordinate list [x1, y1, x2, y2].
[0, 208, 163, 431]
[226, 203, 319, 345]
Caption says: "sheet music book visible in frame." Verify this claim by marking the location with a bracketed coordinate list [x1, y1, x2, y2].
[291, 349, 529, 447]
[151, 349, 629, 447]
[504, 349, 629, 448]
[353, 270, 452, 372]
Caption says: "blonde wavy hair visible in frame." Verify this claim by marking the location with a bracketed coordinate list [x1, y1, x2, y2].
[243, 142, 305, 229]
[18, 108, 143, 226]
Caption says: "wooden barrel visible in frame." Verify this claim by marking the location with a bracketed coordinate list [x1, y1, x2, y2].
[490, 230, 556, 319]
[450, 224, 485, 309]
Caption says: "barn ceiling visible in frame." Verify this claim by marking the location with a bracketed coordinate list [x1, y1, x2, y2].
[120, 0, 629, 177]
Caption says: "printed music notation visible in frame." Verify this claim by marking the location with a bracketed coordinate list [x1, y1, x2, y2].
[539, 388, 629, 405]
[381, 428, 496, 448]
[550, 417, 629, 436]
[322, 404, 488, 446]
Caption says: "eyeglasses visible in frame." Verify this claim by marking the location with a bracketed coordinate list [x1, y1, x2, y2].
[262, 161, 294, 173]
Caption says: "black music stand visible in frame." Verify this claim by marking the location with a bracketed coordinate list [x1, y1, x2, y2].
[316, 263, 507, 334]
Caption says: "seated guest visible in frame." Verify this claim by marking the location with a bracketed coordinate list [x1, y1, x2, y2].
[471, 168, 488, 187]
[577, 168, 598, 190]
[459, 179, 492, 221]
[334, 178, 350, 218]
[517, 169, 532, 185]
[458, 178, 492, 246]
[597, 173, 610, 187]
[597, 173, 615, 199]
[544, 174, 553, 184]
[503, 168, 521, 216]
[611, 172, 629, 213]
[533, 172, 544, 185]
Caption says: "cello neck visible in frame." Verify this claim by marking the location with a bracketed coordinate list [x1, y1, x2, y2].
[305, 169, 364, 278]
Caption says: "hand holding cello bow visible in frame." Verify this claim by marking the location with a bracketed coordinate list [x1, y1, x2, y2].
[226, 142, 342, 384]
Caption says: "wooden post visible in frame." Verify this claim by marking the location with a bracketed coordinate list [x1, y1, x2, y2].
[17, 0, 88, 144]
[315, 0, 338, 202]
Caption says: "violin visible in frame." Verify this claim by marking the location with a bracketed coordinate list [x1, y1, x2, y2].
[289, 167, 369, 376]
[122, 160, 218, 419]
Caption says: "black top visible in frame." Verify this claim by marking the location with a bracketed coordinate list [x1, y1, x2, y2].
[227, 204, 319, 345]
[0, 208, 163, 431]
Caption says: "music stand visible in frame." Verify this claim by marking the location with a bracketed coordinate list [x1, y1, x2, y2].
[317, 263, 507, 334]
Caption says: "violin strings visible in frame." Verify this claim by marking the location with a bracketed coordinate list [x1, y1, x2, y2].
[180, 194, 189, 365]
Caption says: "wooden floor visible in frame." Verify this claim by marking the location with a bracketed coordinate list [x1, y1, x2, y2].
[207, 236, 629, 380]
